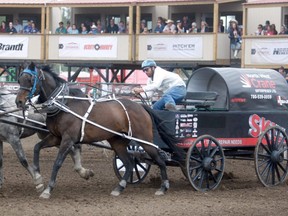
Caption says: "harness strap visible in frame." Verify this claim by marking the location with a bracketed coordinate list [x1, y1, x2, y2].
[79, 98, 94, 142]
[112, 96, 133, 137]
[51, 99, 159, 149]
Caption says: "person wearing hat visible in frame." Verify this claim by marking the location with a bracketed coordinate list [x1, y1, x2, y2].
[89, 24, 97, 34]
[163, 19, 176, 34]
[228, 19, 241, 59]
[132, 59, 186, 111]
[55, 21, 67, 34]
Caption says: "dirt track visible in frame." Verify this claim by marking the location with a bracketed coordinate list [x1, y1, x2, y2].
[0, 134, 288, 216]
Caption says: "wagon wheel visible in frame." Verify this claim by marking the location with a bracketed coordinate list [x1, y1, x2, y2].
[113, 144, 151, 184]
[255, 126, 288, 187]
[186, 135, 225, 191]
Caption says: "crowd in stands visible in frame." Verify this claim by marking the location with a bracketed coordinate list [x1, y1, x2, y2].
[0, 19, 39, 34]
[1, 17, 287, 38]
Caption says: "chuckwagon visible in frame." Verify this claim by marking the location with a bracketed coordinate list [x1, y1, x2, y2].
[114, 67, 288, 191]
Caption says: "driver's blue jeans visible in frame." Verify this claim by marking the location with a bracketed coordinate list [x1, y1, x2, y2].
[152, 86, 186, 110]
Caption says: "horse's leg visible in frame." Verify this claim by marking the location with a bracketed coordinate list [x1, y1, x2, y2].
[69, 144, 94, 180]
[33, 134, 61, 192]
[6, 135, 39, 187]
[109, 137, 133, 196]
[40, 136, 74, 199]
[144, 145, 169, 195]
[0, 141, 3, 188]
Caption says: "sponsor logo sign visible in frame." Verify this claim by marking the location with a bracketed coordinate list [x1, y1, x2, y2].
[59, 36, 117, 58]
[0, 37, 29, 58]
[146, 37, 203, 59]
[251, 39, 288, 64]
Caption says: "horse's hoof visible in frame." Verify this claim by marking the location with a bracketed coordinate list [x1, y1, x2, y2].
[34, 175, 43, 185]
[110, 190, 120, 196]
[36, 184, 45, 193]
[88, 169, 94, 178]
[155, 190, 165, 196]
[39, 191, 51, 199]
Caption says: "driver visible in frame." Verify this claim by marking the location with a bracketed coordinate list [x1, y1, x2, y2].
[132, 59, 186, 111]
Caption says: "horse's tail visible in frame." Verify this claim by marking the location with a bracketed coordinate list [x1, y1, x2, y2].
[142, 105, 185, 159]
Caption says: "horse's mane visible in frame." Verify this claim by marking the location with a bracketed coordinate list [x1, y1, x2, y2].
[41, 65, 67, 86]
[36, 65, 86, 103]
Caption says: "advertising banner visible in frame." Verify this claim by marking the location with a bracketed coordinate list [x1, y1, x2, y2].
[146, 36, 203, 59]
[251, 39, 288, 64]
[0, 37, 29, 58]
[59, 36, 117, 58]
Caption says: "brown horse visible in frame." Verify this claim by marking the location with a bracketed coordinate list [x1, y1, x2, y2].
[15, 63, 180, 199]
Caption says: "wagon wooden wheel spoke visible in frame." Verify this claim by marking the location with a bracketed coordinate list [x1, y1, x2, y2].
[255, 126, 288, 187]
[113, 145, 151, 184]
[186, 135, 225, 191]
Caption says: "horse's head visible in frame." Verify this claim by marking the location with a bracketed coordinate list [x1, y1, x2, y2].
[16, 62, 42, 109]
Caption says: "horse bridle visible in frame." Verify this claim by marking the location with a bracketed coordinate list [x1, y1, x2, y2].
[19, 68, 45, 100]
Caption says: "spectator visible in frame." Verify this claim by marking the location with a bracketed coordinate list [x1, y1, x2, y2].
[182, 15, 191, 32]
[270, 24, 278, 35]
[0, 21, 6, 33]
[189, 22, 198, 33]
[218, 19, 224, 33]
[66, 21, 72, 33]
[118, 21, 126, 33]
[96, 19, 104, 33]
[163, 19, 176, 34]
[278, 66, 288, 83]
[154, 19, 164, 33]
[140, 19, 146, 33]
[279, 24, 288, 35]
[199, 21, 209, 33]
[89, 24, 97, 34]
[78, 23, 85, 33]
[68, 24, 79, 34]
[55, 21, 67, 34]
[6, 22, 17, 34]
[264, 20, 270, 32]
[23, 20, 32, 34]
[228, 19, 241, 59]
[255, 24, 264, 35]
[14, 19, 23, 33]
[265, 24, 277, 35]
[176, 20, 184, 34]
[106, 18, 119, 34]
[132, 59, 186, 111]
[142, 27, 150, 34]
[81, 26, 88, 34]
[30, 22, 39, 34]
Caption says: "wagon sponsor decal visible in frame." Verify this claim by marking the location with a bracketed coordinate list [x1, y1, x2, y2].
[251, 39, 288, 64]
[175, 113, 198, 138]
[147, 36, 202, 59]
[277, 96, 288, 106]
[0, 36, 29, 58]
[248, 114, 276, 138]
[177, 138, 257, 148]
[239, 73, 276, 101]
[59, 36, 117, 58]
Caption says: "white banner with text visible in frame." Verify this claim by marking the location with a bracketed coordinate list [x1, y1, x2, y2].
[0, 37, 29, 58]
[59, 36, 117, 58]
[146, 36, 203, 59]
[251, 39, 288, 64]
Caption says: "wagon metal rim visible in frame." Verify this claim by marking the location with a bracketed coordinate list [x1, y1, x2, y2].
[255, 125, 288, 187]
[186, 135, 225, 191]
[113, 145, 151, 184]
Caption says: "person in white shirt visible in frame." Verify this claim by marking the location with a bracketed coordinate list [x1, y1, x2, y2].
[132, 59, 186, 110]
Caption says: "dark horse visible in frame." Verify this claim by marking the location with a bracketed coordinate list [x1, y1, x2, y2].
[15, 63, 180, 199]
